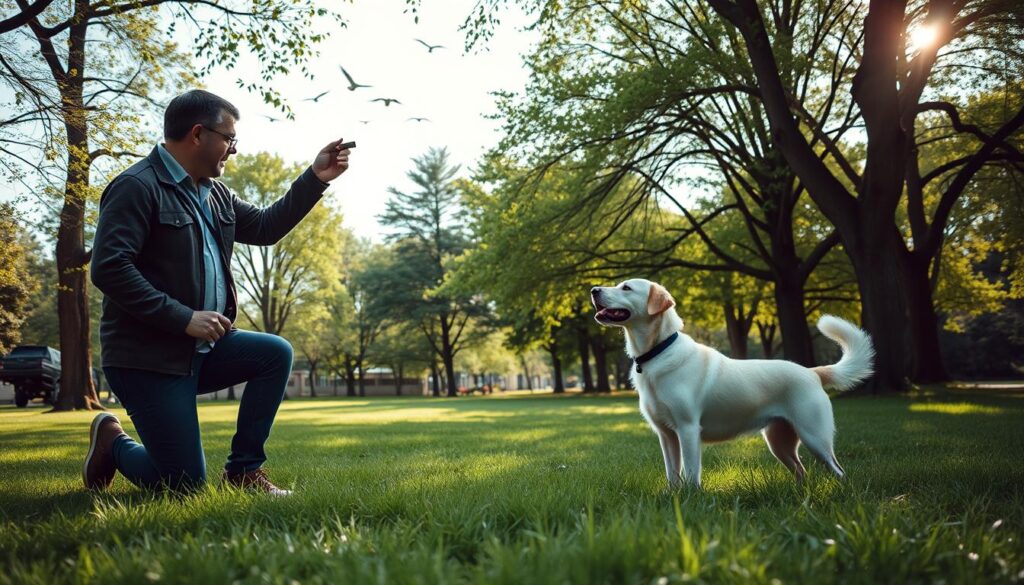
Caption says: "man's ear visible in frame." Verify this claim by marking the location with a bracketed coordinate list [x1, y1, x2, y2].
[646, 283, 675, 315]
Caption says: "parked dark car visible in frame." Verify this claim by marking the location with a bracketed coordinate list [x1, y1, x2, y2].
[0, 346, 61, 407]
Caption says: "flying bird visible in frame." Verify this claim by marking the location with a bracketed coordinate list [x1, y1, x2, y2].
[359, 120, 372, 125]
[303, 90, 330, 102]
[261, 114, 281, 122]
[414, 38, 445, 53]
[339, 66, 372, 91]
[406, 117, 431, 123]
[371, 98, 402, 107]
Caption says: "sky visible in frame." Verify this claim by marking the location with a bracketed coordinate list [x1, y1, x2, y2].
[199, 0, 537, 241]
[0, 0, 538, 241]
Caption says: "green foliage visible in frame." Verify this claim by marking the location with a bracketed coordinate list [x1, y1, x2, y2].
[915, 87, 1024, 328]
[14, 236, 59, 350]
[455, 157, 664, 345]
[0, 204, 39, 354]
[1, 0, 199, 196]
[456, 326, 517, 375]
[454, 0, 870, 359]
[463, 0, 1023, 380]
[0, 389, 1022, 583]
[221, 152, 348, 336]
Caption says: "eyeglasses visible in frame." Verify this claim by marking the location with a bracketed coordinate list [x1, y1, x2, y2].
[201, 125, 237, 150]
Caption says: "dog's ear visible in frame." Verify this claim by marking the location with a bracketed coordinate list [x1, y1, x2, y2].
[646, 283, 675, 315]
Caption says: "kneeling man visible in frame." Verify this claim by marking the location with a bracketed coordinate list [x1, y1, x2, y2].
[86, 89, 351, 495]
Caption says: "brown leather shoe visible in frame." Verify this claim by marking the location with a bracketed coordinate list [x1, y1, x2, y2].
[83, 412, 127, 490]
[222, 468, 292, 496]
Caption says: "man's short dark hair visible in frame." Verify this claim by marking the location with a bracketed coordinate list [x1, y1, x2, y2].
[164, 90, 241, 141]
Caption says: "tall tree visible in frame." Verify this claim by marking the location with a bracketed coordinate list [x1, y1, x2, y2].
[286, 294, 337, 398]
[1, 0, 344, 409]
[378, 147, 486, 397]
[700, 0, 1024, 389]
[345, 240, 390, 395]
[455, 160, 631, 360]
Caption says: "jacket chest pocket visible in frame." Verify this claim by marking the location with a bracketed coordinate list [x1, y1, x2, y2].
[155, 211, 195, 252]
[158, 211, 194, 229]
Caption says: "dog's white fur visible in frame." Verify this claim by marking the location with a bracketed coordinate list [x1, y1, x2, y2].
[591, 279, 875, 488]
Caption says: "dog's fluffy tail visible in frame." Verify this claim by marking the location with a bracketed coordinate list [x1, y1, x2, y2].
[812, 315, 875, 391]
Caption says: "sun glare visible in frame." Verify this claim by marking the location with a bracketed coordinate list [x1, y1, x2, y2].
[909, 23, 940, 52]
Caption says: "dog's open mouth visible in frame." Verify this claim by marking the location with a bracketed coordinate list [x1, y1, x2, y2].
[595, 304, 631, 322]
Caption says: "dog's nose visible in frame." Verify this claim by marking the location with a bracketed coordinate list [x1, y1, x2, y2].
[591, 287, 601, 297]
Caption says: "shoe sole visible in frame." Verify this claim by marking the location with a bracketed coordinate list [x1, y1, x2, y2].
[83, 412, 118, 490]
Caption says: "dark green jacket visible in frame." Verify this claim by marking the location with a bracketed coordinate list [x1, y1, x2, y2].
[91, 146, 328, 375]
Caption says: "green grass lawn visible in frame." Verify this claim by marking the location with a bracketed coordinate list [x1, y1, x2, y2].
[1, 387, 1023, 584]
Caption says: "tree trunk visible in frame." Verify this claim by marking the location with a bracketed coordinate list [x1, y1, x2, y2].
[442, 352, 457, 397]
[618, 354, 631, 388]
[756, 320, 779, 359]
[52, 15, 101, 411]
[520, 354, 534, 390]
[345, 358, 356, 396]
[576, 323, 595, 393]
[308, 360, 317, 397]
[227, 385, 236, 400]
[357, 360, 366, 397]
[773, 274, 815, 366]
[546, 341, 565, 394]
[850, 230, 909, 393]
[904, 251, 950, 383]
[394, 364, 403, 395]
[430, 360, 441, 397]
[590, 336, 611, 392]
[723, 301, 750, 359]
[440, 315, 458, 397]
[762, 164, 817, 367]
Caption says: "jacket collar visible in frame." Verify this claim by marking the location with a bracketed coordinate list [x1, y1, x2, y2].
[147, 145, 179, 188]
[148, 145, 215, 199]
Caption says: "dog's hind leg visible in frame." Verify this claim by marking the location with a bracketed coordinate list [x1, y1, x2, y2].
[787, 393, 846, 479]
[801, 437, 845, 479]
[762, 419, 806, 482]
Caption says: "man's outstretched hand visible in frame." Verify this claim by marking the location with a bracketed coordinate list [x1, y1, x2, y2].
[312, 138, 352, 183]
[186, 311, 232, 342]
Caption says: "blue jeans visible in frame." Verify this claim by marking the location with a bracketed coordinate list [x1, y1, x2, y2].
[104, 329, 293, 492]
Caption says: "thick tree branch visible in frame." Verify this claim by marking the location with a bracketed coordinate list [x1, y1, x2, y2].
[923, 103, 1024, 258]
[0, 0, 54, 34]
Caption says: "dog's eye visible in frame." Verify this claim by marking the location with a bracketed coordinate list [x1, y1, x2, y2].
[621, 284, 631, 291]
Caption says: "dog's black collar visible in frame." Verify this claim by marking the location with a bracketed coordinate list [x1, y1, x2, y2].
[634, 332, 679, 374]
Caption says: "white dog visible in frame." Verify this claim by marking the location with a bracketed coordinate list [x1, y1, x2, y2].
[591, 279, 874, 488]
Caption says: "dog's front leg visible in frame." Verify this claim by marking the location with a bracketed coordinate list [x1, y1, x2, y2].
[677, 425, 702, 488]
[656, 430, 682, 487]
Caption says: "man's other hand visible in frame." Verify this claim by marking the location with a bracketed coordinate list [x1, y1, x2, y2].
[312, 138, 352, 183]
[186, 311, 232, 342]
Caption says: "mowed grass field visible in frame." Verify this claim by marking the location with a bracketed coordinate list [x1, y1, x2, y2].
[1, 387, 1022, 584]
